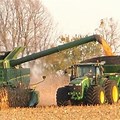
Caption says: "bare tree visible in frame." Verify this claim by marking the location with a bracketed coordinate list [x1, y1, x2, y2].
[95, 18, 120, 54]
[0, 0, 58, 69]
[43, 34, 102, 74]
[0, 0, 55, 51]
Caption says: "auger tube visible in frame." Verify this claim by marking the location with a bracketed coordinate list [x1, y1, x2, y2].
[10, 35, 102, 67]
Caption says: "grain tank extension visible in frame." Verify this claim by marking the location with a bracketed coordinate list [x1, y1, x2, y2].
[0, 34, 107, 108]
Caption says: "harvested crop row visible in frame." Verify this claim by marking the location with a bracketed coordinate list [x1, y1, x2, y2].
[0, 103, 120, 120]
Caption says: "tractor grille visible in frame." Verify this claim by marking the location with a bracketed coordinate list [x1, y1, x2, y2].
[68, 85, 82, 93]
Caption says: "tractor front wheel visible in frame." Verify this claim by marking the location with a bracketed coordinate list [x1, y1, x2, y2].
[56, 87, 71, 106]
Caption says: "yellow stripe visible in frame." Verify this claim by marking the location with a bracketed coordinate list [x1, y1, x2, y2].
[9, 74, 30, 81]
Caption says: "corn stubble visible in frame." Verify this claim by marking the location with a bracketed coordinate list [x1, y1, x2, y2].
[1, 74, 120, 119]
[0, 104, 120, 120]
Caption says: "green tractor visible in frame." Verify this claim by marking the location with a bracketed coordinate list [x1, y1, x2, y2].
[56, 61, 119, 106]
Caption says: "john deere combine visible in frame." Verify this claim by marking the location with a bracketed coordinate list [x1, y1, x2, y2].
[0, 34, 114, 108]
[0, 47, 39, 108]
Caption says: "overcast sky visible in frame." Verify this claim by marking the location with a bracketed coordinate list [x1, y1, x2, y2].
[42, 0, 120, 35]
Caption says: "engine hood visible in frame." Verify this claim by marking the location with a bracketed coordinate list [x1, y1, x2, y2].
[69, 76, 88, 85]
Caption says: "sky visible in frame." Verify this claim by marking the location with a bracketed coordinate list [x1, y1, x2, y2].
[42, 0, 120, 35]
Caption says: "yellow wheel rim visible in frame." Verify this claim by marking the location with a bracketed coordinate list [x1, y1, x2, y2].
[112, 86, 118, 102]
[100, 91, 105, 104]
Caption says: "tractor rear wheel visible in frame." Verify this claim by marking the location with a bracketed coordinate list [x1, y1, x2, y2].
[85, 86, 105, 105]
[56, 87, 71, 106]
[105, 80, 119, 104]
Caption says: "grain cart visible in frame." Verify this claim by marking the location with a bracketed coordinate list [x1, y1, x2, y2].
[0, 35, 110, 108]
[56, 60, 120, 106]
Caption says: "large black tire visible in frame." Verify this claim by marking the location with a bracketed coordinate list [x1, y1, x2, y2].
[70, 100, 81, 106]
[56, 87, 71, 106]
[105, 80, 119, 104]
[85, 86, 105, 105]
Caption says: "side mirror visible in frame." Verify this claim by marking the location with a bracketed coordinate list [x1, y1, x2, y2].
[64, 69, 68, 74]
[42, 76, 46, 80]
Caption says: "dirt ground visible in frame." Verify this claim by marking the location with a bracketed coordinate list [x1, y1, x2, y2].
[0, 104, 120, 120]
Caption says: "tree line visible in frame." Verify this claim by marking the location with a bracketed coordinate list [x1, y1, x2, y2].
[0, 0, 120, 74]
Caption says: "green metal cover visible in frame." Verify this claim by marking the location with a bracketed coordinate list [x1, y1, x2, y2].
[104, 65, 120, 73]
[0, 68, 30, 87]
[10, 35, 101, 67]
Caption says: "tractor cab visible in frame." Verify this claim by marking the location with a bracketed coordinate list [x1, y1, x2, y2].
[69, 62, 104, 85]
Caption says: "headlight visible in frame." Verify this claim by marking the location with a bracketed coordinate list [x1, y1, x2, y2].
[69, 83, 73, 86]
[76, 83, 82, 86]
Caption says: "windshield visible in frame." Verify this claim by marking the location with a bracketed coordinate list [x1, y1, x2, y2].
[71, 65, 96, 78]
[80, 66, 96, 76]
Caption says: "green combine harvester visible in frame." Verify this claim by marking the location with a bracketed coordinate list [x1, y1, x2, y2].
[0, 34, 117, 108]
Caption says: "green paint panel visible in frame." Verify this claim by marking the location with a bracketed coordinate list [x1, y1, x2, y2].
[4, 47, 25, 60]
[0, 68, 30, 87]
[104, 65, 120, 73]
[69, 77, 90, 100]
